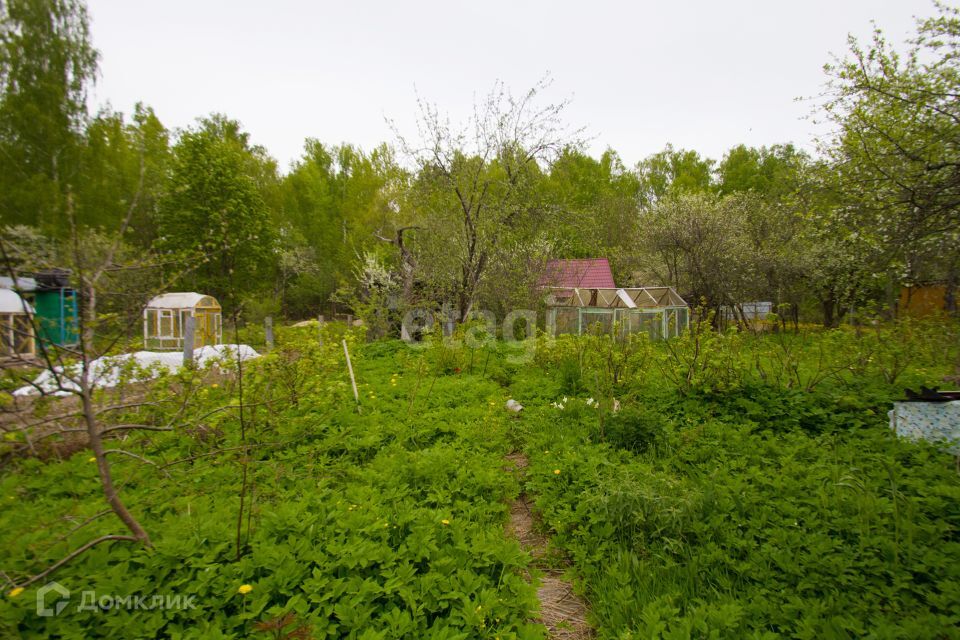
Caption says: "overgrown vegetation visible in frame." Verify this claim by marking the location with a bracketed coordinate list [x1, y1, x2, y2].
[1, 320, 958, 638]
[3, 0, 960, 637]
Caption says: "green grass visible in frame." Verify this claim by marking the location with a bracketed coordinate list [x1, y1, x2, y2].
[1, 320, 959, 639]
[0, 332, 541, 639]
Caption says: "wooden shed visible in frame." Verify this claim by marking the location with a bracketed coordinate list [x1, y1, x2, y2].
[143, 293, 222, 351]
[899, 284, 953, 317]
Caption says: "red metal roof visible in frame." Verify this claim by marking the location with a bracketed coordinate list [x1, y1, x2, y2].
[540, 259, 616, 289]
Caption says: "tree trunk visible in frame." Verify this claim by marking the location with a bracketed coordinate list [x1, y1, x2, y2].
[945, 264, 958, 316]
[822, 298, 837, 328]
[80, 281, 152, 546]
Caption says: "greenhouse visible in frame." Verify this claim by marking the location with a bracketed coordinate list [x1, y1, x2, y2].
[545, 286, 689, 339]
[0, 288, 35, 358]
[143, 292, 222, 351]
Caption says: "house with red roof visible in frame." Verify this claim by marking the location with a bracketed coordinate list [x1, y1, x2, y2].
[539, 258, 616, 290]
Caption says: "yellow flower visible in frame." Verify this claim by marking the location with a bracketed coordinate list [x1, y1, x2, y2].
[441, 519, 450, 525]
[211, 383, 219, 389]
[7, 587, 24, 598]
[238, 584, 253, 595]
[553, 469, 561, 475]
[88, 457, 96, 463]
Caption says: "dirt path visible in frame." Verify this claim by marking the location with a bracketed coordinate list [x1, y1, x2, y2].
[504, 453, 593, 639]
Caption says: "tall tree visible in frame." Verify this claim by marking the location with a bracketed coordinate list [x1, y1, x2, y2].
[0, 0, 97, 230]
[278, 141, 402, 315]
[75, 104, 170, 243]
[718, 143, 806, 198]
[396, 78, 579, 320]
[639, 192, 757, 312]
[157, 115, 276, 307]
[636, 144, 714, 206]
[544, 148, 642, 279]
[821, 2, 960, 312]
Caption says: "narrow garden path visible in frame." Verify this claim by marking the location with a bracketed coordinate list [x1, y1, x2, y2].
[504, 453, 593, 640]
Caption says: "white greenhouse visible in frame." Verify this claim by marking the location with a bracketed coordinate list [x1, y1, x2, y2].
[0, 288, 35, 358]
[143, 293, 222, 351]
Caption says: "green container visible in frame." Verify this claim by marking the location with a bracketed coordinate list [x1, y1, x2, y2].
[34, 288, 79, 347]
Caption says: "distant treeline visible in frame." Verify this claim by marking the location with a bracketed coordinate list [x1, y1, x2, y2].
[2, 0, 958, 331]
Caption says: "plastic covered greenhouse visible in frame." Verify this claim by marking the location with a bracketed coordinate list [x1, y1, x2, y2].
[545, 287, 689, 339]
[143, 293, 222, 351]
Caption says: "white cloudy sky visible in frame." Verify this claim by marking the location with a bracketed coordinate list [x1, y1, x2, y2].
[86, 0, 935, 172]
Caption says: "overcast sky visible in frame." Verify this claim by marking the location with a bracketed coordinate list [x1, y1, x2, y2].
[86, 0, 935, 172]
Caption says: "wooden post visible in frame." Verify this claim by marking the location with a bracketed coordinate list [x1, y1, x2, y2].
[182, 315, 195, 367]
[318, 314, 324, 346]
[342, 339, 360, 411]
[264, 316, 274, 351]
[346, 314, 353, 328]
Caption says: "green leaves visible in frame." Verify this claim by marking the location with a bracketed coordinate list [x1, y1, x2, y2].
[0, 332, 539, 639]
[156, 115, 277, 306]
[518, 324, 960, 639]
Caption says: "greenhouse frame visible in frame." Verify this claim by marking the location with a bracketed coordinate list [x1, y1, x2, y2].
[545, 286, 690, 339]
[0, 288, 35, 358]
[143, 292, 222, 351]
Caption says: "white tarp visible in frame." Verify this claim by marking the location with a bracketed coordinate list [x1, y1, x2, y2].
[13, 344, 260, 397]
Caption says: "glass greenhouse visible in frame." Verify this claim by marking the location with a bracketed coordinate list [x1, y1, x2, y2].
[545, 286, 689, 339]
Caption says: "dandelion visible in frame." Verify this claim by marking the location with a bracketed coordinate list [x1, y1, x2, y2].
[211, 383, 219, 389]
[7, 587, 23, 598]
[88, 457, 96, 463]
[553, 469, 561, 475]
[238, 584, 253, 595]
[441, 519, 450, 525]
